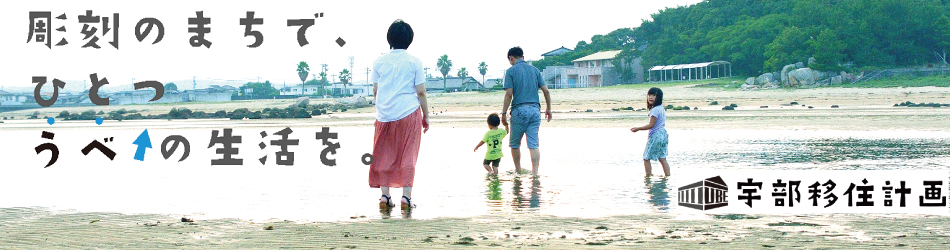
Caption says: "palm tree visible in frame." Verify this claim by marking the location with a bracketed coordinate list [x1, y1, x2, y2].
[296, 61, 310, 91]
[478, 62, 487, 90]
[318, 71, 328, 96]
[457, 67, 469, 91]
[437, 55, 452, 92]
[339, 69, 351, 96]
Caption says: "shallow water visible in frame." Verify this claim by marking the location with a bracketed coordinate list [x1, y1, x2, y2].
[1, 127, 948, 221]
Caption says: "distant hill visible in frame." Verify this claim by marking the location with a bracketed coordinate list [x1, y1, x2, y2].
[535, 0, 950, 77]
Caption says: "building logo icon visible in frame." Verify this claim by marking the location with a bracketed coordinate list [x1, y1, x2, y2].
[678, 176, 728, 210]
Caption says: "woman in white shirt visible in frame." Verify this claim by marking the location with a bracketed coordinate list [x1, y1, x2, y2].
[368, 20, 430, 210]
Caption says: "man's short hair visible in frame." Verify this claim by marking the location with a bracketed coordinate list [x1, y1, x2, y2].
[507, 47, 524, 58]
[387, 20, 413, 50]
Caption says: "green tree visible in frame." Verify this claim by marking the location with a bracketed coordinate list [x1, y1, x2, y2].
[626, 0, 950, 75]
[296, 61, 310, 87]
[319, 71, 328, 96]
[478, 62, 488, 90]
[491, 79, 503, 90]
[338, 69, 351, 96]
[699, 14, 791, 75]
[164, 82, 178, 92]
[235, 81, 279, 99]
[808, 29, 845, 71]
[764, 26, 814, 71]
[612, 47, 641, 83]
[305, 79, 321, 95]
[437, 55, 452, 91]
[533, 28, 637, 72]
[457, 67, 469, 91]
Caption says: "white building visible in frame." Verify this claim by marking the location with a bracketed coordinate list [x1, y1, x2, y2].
[279, 84, 321, 96]
[0, 90, 29, 106]
[328, 82, 372, 97]
[108, 85, 235, 105]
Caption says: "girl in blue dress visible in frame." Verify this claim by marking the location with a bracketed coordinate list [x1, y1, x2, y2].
[630, 87, 670, 176]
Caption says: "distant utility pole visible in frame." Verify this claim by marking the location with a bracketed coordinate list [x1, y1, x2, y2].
[321, 63, 328, 96]
[423, 67, 430, 79]
[312, 73, 318, 95]
[365, 67, 370, 85]
[257, 76, 261, 83]
[193, 76, 197, 90]
[331, 74, 337, 95]
[349, 56, 355, 78]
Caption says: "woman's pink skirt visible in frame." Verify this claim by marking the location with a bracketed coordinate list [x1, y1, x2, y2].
[369, 108, 423, 188]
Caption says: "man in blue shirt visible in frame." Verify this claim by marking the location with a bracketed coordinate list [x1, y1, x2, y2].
[501, 47, 552, 176]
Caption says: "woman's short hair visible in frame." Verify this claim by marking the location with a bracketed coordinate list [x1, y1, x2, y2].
[387, 20, 413, 50]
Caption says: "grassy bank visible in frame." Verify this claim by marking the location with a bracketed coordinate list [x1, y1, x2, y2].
[844, 75, 950, 88]
[604, 77, 747, 91]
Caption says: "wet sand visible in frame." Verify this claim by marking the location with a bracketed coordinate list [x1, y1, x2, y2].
[3, 207, 949, 249]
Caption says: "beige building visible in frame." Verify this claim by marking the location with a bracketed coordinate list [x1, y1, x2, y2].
[541, 50, 643, 88]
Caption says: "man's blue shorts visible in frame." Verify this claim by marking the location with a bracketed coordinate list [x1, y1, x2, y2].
[509, 105, 541, 149]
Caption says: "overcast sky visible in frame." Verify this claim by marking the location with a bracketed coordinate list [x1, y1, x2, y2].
[1, 0, 703, 91]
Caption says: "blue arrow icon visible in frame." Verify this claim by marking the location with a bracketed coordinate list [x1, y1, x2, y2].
[132, 129, 152, 161]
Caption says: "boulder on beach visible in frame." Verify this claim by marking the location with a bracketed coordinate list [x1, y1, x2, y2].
[786, 68, 821, 87]
[755, 73, 776, 85]
[337, 96, 369, 106]
[294, 97, 309, 107]
[781, 64, 799, 83]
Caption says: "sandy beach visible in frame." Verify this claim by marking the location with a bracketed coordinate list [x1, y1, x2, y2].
[3, 207, 950, 249]
[2, 82, 949, 249]
[4, 81, 949, 131]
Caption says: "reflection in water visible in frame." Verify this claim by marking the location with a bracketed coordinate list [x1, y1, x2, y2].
[486, 175, 502, 201]
[530, 177, 542, 208]
[644, 176, 671, 212]
[401, 208, 412, 219]
[378, 207, 413, 219]
[10, 128, 948, 222]
[511, 176, 543, 209]
[680, 138, 950, 167]
[512, 177, 523, 209]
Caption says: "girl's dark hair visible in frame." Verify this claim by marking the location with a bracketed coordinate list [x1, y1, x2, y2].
[487, 113, 501, 127]
[647, 87, 663, 109]
[387, 20, 413, 50]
